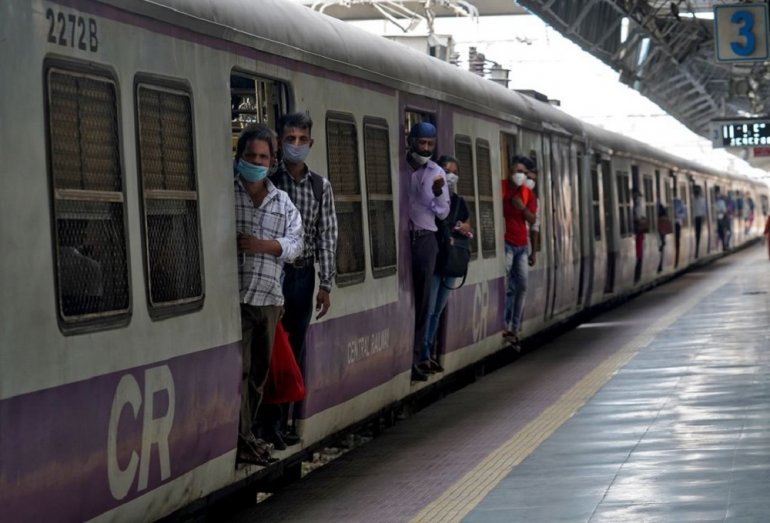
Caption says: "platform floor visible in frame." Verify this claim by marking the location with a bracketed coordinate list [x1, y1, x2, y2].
[227, 245, 770, 523]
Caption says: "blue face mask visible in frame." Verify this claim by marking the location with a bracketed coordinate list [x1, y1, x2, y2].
[237, 159, 268, 182]
[282, 143, 310, 164]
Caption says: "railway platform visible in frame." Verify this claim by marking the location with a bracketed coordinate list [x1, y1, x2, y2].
[224, 244, 770, 523]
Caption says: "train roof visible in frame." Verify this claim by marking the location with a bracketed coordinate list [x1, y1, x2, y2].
[115, 0, 761, 186]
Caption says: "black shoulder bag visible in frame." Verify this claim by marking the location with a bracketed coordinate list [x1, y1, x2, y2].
[439, 198, 471, 290]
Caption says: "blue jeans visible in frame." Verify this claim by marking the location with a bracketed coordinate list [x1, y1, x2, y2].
[504, 243, 529, 333]
[421, 273, 459, 360]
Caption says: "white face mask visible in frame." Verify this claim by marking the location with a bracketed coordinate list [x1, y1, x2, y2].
[410, 151, 431, 165]
[525, 179, 536, 190]
[512, 171, 527, 186]
[446, 172, 459, 189]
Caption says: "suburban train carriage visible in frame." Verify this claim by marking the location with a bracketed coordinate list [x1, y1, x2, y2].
[2, 1, 768, 522]
[0, 0, 545, 521]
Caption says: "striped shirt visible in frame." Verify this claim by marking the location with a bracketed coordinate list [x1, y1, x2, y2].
[235, 178, 304, 306]
[271, 164, 338, 293]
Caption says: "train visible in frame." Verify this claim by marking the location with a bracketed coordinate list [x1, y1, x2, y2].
[2, 0, 768, 521]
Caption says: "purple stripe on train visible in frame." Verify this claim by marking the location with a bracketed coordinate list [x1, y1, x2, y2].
[0, 343, 240, 523]
[301, 276, 505, 418]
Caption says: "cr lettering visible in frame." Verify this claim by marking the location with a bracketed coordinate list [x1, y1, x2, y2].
[107, 365, 176, 500]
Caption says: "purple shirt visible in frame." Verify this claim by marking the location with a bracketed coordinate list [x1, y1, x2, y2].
[407, 159, 450, 231]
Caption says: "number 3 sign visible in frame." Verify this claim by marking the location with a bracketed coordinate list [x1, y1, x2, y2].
[715, 4, 769, 62]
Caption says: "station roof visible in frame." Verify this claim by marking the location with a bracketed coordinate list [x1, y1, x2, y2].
[296, 1, 770, 170]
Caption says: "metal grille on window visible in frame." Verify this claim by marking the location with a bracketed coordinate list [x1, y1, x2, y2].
[137, 85, 203, 310]
[364, 120, 397, 277]
[47, 68, 130, 324]
[476, 140, 496, 258]
[327, 116, 365, 285]
[454, 137, 477, 258]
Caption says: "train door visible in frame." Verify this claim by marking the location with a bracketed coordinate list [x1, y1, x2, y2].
[576, 147, 591, 306]
[515, 129, 548, 327]
[547, 135, 579, 319]
[601, 158, 616, 293]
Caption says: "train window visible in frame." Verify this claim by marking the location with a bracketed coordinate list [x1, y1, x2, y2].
[591, 156, 601, 240]
[363, 118, 397, 278]
[230, 72, 289, 155]
[45, 66, 130, 329]
[616, 171, 632, 236]
[476, 139, 496, 258]
[454, 136, 477, 259]
[326, 113, 365, 286]
[643, 176, 656, 233]
[136, 83, 203, 315]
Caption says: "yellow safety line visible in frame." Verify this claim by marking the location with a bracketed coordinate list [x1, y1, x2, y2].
[410, 267, 737, 523]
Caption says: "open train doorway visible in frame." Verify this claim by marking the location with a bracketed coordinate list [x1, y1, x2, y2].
[601, 158, 616, 294]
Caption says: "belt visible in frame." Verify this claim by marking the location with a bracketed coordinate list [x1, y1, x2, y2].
[289, 256, 314, 269]
[410, 229, 434, 240]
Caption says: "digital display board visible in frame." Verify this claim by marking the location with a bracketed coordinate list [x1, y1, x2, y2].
[711, 119, 770, 148]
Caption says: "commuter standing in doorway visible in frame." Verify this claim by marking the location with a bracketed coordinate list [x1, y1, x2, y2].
[502, 155, 537, 350]
[405, 122, 450, 381]
[420, 154, 473, 373]
[692, 186, 706, 257]
[234, 124, 303, 466]
[269, 112, 338, 448]
[633, 188, 646, 283]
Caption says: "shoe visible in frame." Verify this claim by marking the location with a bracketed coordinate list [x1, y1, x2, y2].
[411, 365, 428, 382]
[428, 358, 444, 373]
[237, 439, 278, 467]
[263, 426, 287, 451]
[280, 430, 301, 446]
[417, 360, 437, 374]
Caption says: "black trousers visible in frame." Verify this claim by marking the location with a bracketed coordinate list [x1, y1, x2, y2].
[411, 232, 438, 362]
[694, 216, 703, 257]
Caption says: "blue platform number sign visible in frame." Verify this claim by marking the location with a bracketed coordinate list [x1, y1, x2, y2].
[715, 4, 769, 62]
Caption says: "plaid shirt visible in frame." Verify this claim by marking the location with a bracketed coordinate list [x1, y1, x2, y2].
[272, 164, 338, 293]
[235, 178, 303, 306]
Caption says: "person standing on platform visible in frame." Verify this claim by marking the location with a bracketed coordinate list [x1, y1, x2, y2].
[420, 154, 473, 373]
[692, 186, 706, 258]
[405, 122, 450, 381]
[502, 155, 537, 350]
[234, 124, 303, 466]
[268, 112, 338, 448]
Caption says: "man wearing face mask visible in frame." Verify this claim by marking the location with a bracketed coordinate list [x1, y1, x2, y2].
[269, 112, 338, 447]
[234, 124, 304, 466]
[503, 155, 537, 350]
[420, 155, 472, 373]
[405, 122, 450, 382]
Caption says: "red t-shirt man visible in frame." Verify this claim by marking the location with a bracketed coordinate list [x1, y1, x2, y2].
[503, 180, 537, 246]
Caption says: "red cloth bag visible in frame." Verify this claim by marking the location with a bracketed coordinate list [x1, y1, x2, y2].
[262, 322, 305, 404]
